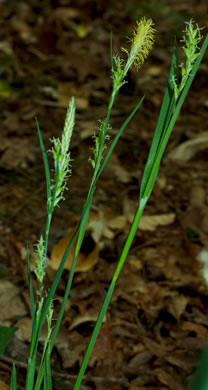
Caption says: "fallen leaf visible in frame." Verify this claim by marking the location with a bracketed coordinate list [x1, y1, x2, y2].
[128, 258, 143, 271]
[162, 255, 188, 281]
[129, 387, 168, 390]
[167, 132, 208, 161]
[147, 65, 162, 76]
[168, 295, 189, 321]
[49, 215, 105, 272]
[89, 320, 114, 366]
[79, 120, 97, 140]
[49, 227, 99, 272]
[128, 213, 175, 231]
[70, 310, 102, 330]
[107, 215, 127, 230]
[127, 350, 153, 368]
[0, 281, 27, 321]
[190, 185, 205, 208]
[11, 19, 37, 44]
[106, 153, 137, 183]
[87, 217, 106, 243]
[61, 343, 86, 369]
[181, 321, 208, 339]
[0, 138, 35, 169]
[155, 368, 183, 390]
[50, 7, 80, 26]
[16, 317, 32, 342]
[57, 82, 89, 109]
[0, 380, 10, 390]
[118, 274, 148, 295]
[165, 349, 196, 372]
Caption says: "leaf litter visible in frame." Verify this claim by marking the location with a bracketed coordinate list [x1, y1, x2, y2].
[0, 1, 208, 389]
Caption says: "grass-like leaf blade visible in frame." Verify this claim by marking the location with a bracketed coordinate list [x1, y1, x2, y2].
[139, 39, 178, 202]
[0, 326, 17, 355]
[36, 118, 51, 203]
[189, 344, 208, 390]
[10, 364, 17, 390]
[26, 246, 35, 326]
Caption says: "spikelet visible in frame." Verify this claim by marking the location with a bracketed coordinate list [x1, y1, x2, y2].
[122, 18, 156, 75]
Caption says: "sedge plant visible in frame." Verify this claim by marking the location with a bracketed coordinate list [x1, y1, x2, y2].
[9, 18, 208, 390]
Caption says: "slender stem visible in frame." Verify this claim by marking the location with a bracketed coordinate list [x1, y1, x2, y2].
[33, 86, 120, 390]
[51, 87, 118, 339]
[74, 203, 144, 390]
[44, 212, 52, 254]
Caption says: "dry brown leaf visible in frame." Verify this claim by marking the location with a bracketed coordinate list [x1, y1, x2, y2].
[129, 213, 175, 231]
[155, 368, 183, 390]
[106, 153, 136, 183]
[50, 7, 80, 26]
[162, 255, 187, 281]
[57, 82, 89, 109]
[0, 281, 27, 321]
[168, 295, 189, 321]
[11, 19, 37, 44]
[79, 120, 97, 140]
[49, 227, 99, 272]
[181, 321, 208, 339]
[89, 321, 114, 366]
[129, 387, 168, 390]
[156, 173, 167, 189]
[107, 215, 127, 230]
[190, 185, 206, 207]
[49, 216, 105, 272]
[167, 132, 208, 161]
[16, 317, 32, 342]
[70, 310, 103, 330]
[127, 351, 153, 368]
[147, 65, 163, 76]
[118, 274, 148, 295]
[61, 343, 86, 369]
[128, 258, 143, 270]
[103, 226, 115, 239]
[0, 138, 35, 169]
[87, 217, 106, 243]
[165, 350, 195, 372]
[0, 380, 10, 390]
[143, 337, 168, 358]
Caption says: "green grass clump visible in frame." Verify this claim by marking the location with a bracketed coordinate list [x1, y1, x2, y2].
[6, 18, 208, 390]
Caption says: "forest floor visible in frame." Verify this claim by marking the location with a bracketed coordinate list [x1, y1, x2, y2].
[0, 1, 208, 389]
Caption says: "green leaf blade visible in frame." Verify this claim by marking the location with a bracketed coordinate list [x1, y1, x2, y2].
[0, 326, 17, 355]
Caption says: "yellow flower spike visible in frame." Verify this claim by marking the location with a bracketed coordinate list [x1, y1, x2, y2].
[122, 17, 156, 76]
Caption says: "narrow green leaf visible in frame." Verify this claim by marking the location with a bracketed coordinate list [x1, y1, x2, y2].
[26, 247, 35, 327]
[35, 97, 144, 390]
[140, 32, 208, 205]
[39, 97, 145, 369]
[36, 118, 51, 203]
[175, 32, 208, 111]
[74, 204, 145, 390]
[95, 95, 145, 184]
[25, 355, 36, 390]
[36, 220, 80, 342]
[74, 282, 115, 390]
[0, 326, 17, 355]
[44, 349, 52, 390]
[110, 32, 113, 70]
[41, 96, 145, 371]
[74, 32, 207, 390]
[10, 364, 17, 390]
[139, 40, 178, 201]
[189, 344, 208, 390]
[158, 32, 208, 160]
